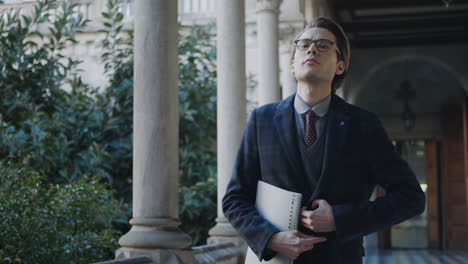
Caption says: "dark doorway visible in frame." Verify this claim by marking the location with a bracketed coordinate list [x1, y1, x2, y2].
[391, 140, 429, 249]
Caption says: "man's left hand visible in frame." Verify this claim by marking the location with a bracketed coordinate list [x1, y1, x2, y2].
[300, 199, 336, 233]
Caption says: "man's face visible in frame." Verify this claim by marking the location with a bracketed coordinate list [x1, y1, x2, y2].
[291, 27, 345, 85]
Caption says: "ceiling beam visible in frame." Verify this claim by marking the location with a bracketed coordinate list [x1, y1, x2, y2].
[347, 11, 468, 23]
[341, 16, 468, 32]
[332, 0, 468, 9]
[351, 31, 468, 48]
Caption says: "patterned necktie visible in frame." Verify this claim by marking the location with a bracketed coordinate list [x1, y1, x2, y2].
[302, 109, 320, 148]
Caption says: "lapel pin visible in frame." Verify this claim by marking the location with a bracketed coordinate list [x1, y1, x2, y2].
[340, 121, 345, 126]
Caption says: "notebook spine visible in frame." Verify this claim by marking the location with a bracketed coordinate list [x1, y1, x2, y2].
[288, 194, 301, 230]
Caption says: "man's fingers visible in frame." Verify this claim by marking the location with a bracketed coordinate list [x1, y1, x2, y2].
[291, 248, 302, 259]
[282, 243, 302, 259]
[300, 208, 313, 218]
[310, 200, 320, 209]
[269, 231, 328, 260]
[302, 209, 317, 218]
[278, 232, 327, 259]
[301, 217, 313, 225]
[295, 232, 327, 245]
[301, 222, 315, 231]
[301, 236, 327, 246]
[311, 199, 330, 209]
[295, 231, 315, 238]
[297, 236, 327, 253]
[299, 242, 315, 252]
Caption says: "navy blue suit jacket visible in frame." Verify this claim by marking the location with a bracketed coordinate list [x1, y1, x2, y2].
[222, 94, 425, 263]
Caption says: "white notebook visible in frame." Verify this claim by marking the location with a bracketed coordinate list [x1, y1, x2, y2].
[244, 181, 302, 264]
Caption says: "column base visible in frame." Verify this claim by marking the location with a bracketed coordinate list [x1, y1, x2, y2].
[116, 247, 196, 264]
[208, 218, 246, 264]
[118, 217, 192, 249]
[208, 219, 238, 235]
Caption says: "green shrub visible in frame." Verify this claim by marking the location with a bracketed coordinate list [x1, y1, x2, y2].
[0, 160, 123, 264]
[0, 0, 113, 186]
[0, 0, 88, 127]
[0, 0, 132, 201]
[177, 25, 217, 245]
[179, 177, 217, 246]
[0, 0, 218, 247]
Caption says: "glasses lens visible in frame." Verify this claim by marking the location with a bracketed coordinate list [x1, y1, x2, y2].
[316, 39, 332, 51]
[297, 39, 311, 51]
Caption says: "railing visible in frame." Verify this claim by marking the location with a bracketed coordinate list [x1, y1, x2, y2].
[0, 0, 215, 26]
[119, 0, 134, 19]
[0, 0, 34, 18]
[0, 0, 97, 25]
[92, 256, 153, 264]
[193, 242, 244, 264]
[91, 242, 242, 264]
[179, 0, 215, 16]
[179, 0, 216, 24]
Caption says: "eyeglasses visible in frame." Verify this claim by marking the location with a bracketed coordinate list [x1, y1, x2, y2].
[294, 38, 341, 56]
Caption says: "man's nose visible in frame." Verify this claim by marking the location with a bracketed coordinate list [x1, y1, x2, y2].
[307, 44, 318, 55]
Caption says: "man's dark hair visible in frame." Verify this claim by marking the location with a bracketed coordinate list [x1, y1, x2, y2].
[291, 17, 351, 92]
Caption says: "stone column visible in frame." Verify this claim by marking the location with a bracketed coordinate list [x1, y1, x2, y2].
[208, 0, 247, 257]
[279, 45, 296, 99]
[305, 0, 332, 21]
[278, 0, 305, 99]
[116, 0, 195, 263]
[279, 25, 303, 99]
[257, 0, 282, 106]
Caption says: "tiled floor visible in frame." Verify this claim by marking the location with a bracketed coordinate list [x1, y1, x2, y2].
[364, 249, 468, 264]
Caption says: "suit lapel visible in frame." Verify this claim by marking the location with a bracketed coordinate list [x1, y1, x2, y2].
[273, 94, 307, 191]
[309, 94, 350, 204]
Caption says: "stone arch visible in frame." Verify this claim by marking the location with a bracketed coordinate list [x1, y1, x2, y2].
[351, 55, 466, 106]
[350, 55, 466, 139]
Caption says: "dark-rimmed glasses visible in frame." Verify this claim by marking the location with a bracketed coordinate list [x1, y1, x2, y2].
[294, 38, 341, 55]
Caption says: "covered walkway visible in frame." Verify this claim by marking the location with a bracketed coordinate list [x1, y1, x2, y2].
[364, 249, 468, 264]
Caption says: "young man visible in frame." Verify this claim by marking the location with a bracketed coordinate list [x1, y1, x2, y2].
[222, 17, 425, 264]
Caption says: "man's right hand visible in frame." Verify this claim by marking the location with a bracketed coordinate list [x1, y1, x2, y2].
[267, 230, 327, 259]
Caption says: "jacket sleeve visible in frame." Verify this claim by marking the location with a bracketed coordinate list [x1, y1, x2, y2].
[332, 113, 426, 243]
[222, 109, 281, 261]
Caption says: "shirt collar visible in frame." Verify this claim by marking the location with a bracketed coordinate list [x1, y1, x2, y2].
[294, 93, 331, 117]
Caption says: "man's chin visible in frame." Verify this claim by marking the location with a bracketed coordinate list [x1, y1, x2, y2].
[296, 73, 323, 83]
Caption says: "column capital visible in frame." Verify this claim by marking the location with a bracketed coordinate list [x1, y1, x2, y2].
[279, 22, 304, 49]
[256, 0, 282, 14]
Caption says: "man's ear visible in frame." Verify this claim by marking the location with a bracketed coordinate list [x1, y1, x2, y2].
[335, 60, 345, 75]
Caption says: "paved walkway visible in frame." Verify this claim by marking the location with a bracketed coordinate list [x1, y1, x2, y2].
[364, 249, 468, 264]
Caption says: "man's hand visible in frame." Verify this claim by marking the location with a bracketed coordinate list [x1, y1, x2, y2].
[300, 199, 336, 233]
[267, 230, 327, 259]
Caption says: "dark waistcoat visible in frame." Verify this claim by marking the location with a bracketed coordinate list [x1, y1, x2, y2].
[296, 122, 326, 203]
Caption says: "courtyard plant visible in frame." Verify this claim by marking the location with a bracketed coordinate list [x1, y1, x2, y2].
[0, 0, 219, 255]
[0, 159, 122, 264]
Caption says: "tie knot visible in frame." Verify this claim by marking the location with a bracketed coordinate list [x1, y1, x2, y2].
[301, 109, 319, 147]
[302, 109, 319, 122]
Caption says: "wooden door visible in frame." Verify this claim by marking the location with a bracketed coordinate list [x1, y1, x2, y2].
[441, 105, 468, 250]
[376, 185, 392, 249]
[425, 140, 440, 249]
